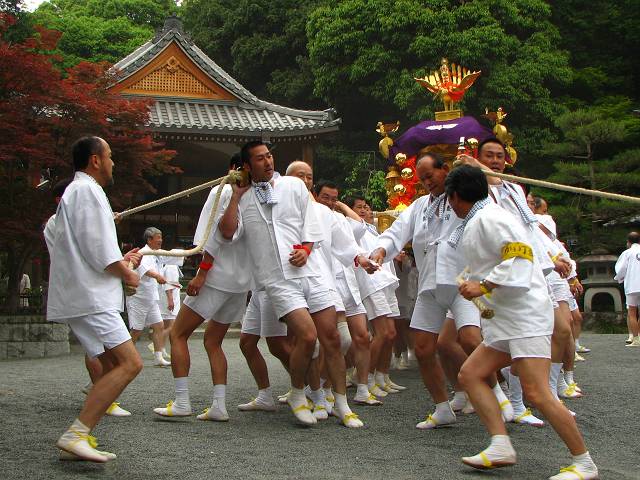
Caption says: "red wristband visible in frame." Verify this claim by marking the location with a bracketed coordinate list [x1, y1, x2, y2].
[354, 255, 360, 267]
[199, 261, 213, 271]
[293, 244, 312, 256]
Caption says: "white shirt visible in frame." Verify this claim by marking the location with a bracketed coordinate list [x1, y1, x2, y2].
[308, 201, 364, 290]
[460, 202, 554, 343]
[350, 219, 398, 298]
[489, 182, 554, 275]
[47, 172, 124, 321]
[131, 253, 162, 302]
[234, 175, 324, 289]
[374, 193, 464, 293]
[159, 264, 181, 316]
[332, 211, 365, 305]
[198, 184, 252, 293]
[615, 243, 640, 295]
[44, 214, 56, 253]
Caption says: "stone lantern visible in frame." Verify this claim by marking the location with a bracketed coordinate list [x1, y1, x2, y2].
[578, 249, 624, 313]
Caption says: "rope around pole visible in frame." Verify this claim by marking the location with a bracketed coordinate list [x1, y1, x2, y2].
[375, 168, 640, 217]
[134, 172, 240, 257]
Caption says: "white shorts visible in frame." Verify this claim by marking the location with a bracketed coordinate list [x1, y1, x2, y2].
[410, 286, 480, 334]
[485, 335, 552, 359]
[567, 297, 578, 312]
[549, 280, 573, 304]
[332, 289, 345, 314]
[241, 291, 287, 338]
[626, 293, 640, 307]
[265, 276, 334, 319]
[385, 286, 401, 318]
[126, 297, 163, 331]
[362, 289, 392, 321]
[66, 311, 131, 359]
[335, 275, 366, 317]
[183, 285, 247, 325]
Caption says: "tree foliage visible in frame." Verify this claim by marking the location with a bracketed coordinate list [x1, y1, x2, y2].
[181, 0, 324, 108]
[0, 16, 177, 312]
[30, 0, 178, 69]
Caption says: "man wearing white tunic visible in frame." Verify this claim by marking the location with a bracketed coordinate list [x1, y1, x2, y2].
[48, 136, 143, 462]
[459, 139, 572, 426]
[127, 227, 171, 367]
[45, 177, 131, 417]
[447, 165, 598, 480]
[219, 141, 366, 427]
[313, 180, 384, 406]
[615, 231, 640, 346]
[289, 166, 380, 417]
[153, 179, 252, 421]
[370, 152, 511, 429]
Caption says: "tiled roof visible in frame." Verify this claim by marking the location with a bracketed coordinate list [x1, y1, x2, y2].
[112, 16, 340, 137]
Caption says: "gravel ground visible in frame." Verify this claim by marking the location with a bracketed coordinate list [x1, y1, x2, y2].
[0, 333, 637, 480]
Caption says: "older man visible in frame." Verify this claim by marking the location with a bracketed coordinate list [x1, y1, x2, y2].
[126, 227, 171, 367]
[48, 136, 143, 462]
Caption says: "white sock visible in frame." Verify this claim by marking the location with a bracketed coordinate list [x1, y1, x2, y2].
[310, 388, 324, 406]
[573, 451, 596, 469]
[334, 392, 352, 415]
[323, 387, 334, 400]
[486, 434, 514, 456]
[549, 363, 562, 400]
[508, 373, 525, 414]
[257, 387, 273, 404]
[154, 351, 164, 362]
[435, 401, 452, 417]
[492, 382, 509, 404]
[356, 383, 369, 397]
[68, 418, 90, 435]
[174, 377, 190, 408]
[383, 373, 393, 384]
[374, 371, 385, 386]
[212, 384, 227, 412]
[319, 377, 327, 388]
[558, 371, 570, 392]
[289, 387, 306, 406]
[453, 391, 466, 403]
[565, 370, 575, 385]
[367, 373, 375, 388]
[574, 339, 581, 349]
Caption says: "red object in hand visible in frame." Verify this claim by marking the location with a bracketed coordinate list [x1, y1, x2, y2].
[293, 244, 312, 256]
[199, 261, 213, 271]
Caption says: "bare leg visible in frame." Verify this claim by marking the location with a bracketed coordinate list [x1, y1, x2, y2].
[150, 321, 165, 352]
[78, 341, 143, 428]
[369, 315, 388, 375]
[437, 318, 467, 389]
[266, 336, 291, 371]
[346, 313, 371, 385]
[414, 330, 448, 403]
[169, 304, 205, 378]
[628, 306, 639, 337]
[85, 355, 103, 384]
[312, 306, 347, 395]
[377, 317, 397, 374]
[282, 308, 317, 389]
[239, 333, 269, 389]
[203, 320, 230, 385]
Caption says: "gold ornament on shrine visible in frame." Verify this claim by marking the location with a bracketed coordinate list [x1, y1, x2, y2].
[483, 107, 518, 165]
[414, 58, 481, 121]
[395, 152, 407, 166]
[393, 184, 407, 195]
[401, 167, 414, 180]
[376, 121, 400, 159]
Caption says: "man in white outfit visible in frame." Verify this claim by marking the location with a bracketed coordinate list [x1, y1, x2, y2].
[48, 136, 143, 462]
[448, 165, 598, 480]
[615, 231, 640, 346]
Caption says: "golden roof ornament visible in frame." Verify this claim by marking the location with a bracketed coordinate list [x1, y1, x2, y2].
[414, 58, 481, 120]
[484, 107, 517, 165]
[376, 121, 400, 159]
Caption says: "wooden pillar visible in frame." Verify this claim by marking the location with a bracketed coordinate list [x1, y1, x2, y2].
[302, 143, 314, 169]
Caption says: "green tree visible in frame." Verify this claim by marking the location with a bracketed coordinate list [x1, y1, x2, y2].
[181, 0, 324, 108]
[540, 98, 640, 254]
[29, 0, 178, 68]
[306, 0, 572, 158]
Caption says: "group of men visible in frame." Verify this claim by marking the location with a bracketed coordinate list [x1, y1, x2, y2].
[45, 135, 600, 479]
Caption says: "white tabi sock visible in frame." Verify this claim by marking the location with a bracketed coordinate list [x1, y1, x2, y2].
[257, 387, 273, 404]
[374, 371, 385, 387]
[574, 339, 581, 350]
[334, 392, 352, 415]
[154, 351, 164, 362]
[356, 383, 369, 398]
[549, 363, 563, 400]
[573, 451, 597, 471]
[367, 373, 375, 389]
[174, 377, 190, 409]
[212, 384, 227, 414]
[565, 370, 575, 385]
